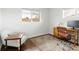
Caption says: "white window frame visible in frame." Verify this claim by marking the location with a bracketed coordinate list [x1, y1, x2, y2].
[22, 9, 40, 22]
[63, 8, 79, 18]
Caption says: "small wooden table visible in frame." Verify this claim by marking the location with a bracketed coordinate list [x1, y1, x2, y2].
[4, 35, 22, 51]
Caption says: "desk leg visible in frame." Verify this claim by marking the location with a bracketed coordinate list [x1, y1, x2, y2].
[77, 31, 78, 45]
[75, 32, 78, 46]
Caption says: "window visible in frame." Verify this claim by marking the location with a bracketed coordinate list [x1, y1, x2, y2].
[22, 9, 40, 23]
[76, 9, 79, 15]
[63, 8, 79, 18]
[32, 11, 40, 22]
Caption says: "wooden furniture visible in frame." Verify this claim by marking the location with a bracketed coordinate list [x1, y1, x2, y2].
[54, 27, 68, 39]
[4, 34, 22, 51]
[53, 27, 78, 46]
[67, 28, 78, 46]
[54, 27, 58, 37]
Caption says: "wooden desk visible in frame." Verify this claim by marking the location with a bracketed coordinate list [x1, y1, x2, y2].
[4, 35, 22, 51]
[67, 28, 78, 46]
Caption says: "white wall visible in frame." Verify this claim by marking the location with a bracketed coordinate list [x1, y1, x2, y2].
[2, 8, 79, 38]
[1, 8, 49, 38]
[49, 8, 79, 35]
[0, 9, 2, 30]
[48, 8, 63, 34]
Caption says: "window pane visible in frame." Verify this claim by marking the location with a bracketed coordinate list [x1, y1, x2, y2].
[63, 9, 75, 18]
[32, 11, 40, 15]
[31, 11, 40, 22]
[22, 9, 32, 22]
[76, 8, 79, 15]
[22, 9, 40, 22]
[32, 15, 40, 22]
[22, 9, 31, 14]
[22, 13, 31, 19]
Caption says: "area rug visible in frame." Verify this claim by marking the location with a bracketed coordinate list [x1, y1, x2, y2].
[25, 35, 79, 51]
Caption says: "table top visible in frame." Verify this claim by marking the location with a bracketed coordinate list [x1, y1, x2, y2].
[5, 34, 23, 40]
[67, 28, 77, 32]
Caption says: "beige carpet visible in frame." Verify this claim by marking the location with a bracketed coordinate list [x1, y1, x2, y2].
[25, 35, 79, 51]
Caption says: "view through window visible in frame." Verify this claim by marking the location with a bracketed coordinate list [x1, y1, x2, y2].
[63, 8, 79, 18]
[22, 9, 40, 22]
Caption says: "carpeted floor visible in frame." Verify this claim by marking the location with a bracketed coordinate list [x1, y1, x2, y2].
[1, 35, 79, 51]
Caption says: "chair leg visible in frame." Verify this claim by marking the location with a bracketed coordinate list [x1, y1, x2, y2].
[18, 39, 21, 51]
[18, 46, 21, 51]
[5, 40, 7, 51]
[18, 47, 20, 51]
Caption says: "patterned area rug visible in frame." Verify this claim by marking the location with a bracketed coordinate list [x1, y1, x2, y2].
[25, 35, 79, 51]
